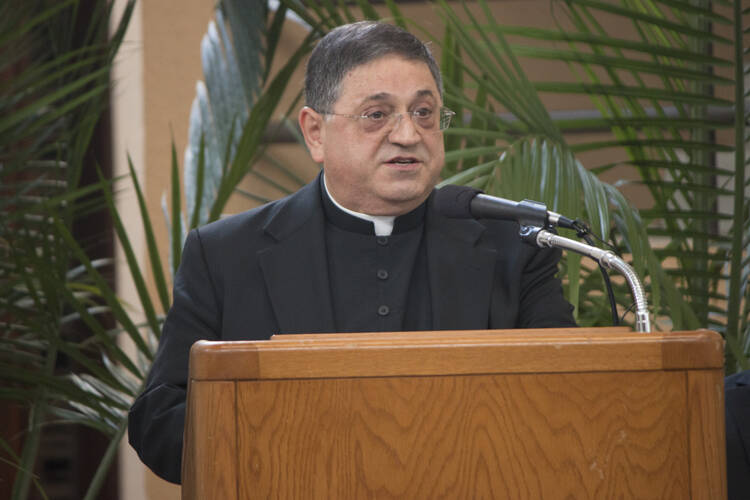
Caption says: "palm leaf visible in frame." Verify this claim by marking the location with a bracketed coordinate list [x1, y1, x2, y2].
[0, 1, 137, 498]
[420, 0, 746, 369]
[554, 0, 748, 368]
[183, 0, 317, 233]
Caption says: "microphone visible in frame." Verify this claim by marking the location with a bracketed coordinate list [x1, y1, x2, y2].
[435, 184, 576, 229]
[434, 186, 647, 331]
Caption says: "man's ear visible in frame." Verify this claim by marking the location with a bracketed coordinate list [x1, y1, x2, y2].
[298, 106, 325, 163]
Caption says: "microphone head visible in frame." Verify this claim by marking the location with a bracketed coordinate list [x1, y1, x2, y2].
[434, 184, 482, 219]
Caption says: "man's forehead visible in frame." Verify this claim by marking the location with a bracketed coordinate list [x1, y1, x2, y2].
[337, 56, 439, 105]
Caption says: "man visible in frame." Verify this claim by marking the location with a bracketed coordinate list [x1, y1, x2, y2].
[128, 21, 576, 484]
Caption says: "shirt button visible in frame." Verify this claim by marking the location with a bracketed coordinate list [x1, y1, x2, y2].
[377, 305, 390, 316]
[377, 269, 389, 280]
[376, 236, 389, 246]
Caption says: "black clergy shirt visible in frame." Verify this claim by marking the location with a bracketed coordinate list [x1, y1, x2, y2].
[128, 172, 578, 485]
[321, 184, 433, 333]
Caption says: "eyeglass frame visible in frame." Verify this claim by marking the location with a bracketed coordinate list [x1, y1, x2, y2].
[314, 106, 456, 133]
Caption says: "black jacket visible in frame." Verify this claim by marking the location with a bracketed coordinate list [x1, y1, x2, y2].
[726, 369, 750, 500]
[128, 176, 576, 483]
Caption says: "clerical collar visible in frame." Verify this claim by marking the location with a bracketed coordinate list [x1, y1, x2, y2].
[321, 173, 426, 236]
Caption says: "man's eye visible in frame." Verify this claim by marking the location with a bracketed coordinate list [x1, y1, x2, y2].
[413, 108, 433, 118]
[364, 111, 388, 121]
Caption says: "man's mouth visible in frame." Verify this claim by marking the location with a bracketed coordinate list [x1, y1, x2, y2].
[386, 156, 419, 165]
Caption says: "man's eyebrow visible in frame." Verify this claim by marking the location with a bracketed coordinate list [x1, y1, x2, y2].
[415, 89, 436, 99]
[358, 89, 437, 105]
[360, 92, 392, 104]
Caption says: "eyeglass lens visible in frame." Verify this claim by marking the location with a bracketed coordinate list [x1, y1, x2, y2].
[361, 108, 453, 133]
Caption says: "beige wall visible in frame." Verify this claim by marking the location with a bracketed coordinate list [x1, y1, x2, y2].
[110, 0, 152, 498]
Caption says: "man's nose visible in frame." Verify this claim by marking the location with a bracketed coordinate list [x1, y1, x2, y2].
[387, 113, 421, 145]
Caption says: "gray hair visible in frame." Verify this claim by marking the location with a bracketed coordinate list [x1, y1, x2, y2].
[304, 21, 443, 113]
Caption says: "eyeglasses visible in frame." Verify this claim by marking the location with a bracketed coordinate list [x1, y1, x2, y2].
[318, 106, 456, 134]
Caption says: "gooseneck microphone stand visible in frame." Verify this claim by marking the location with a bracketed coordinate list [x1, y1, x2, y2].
[519, 225, 652, 333]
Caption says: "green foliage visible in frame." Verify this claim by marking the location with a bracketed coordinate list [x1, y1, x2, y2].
[426, 0, 747, 371]
[170, 0, 318, 262]
[0, 1, 316, 498]
[0, 1, 136, 498]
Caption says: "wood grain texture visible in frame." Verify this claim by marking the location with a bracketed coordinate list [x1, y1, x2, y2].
[189, 329, 724, 381]
[183, 330, 726, 499]
[687, 370, 727, 499]
[182, 381, 237, 500]
[268, 326, 629, 341]
[235, 371, 690, 499]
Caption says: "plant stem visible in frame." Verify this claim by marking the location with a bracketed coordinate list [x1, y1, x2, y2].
[687, 0, 712, 325]
[82, 418, 127, 500]
[11, 344, 57, 500]
[725, 0, 747, 372]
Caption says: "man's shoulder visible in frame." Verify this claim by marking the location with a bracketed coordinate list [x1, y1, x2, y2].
[476, 217, 527, 238]
[426, 200, 526, 248]
[197, 198, 280, 239]
[727, 369, 750, 389]
[195, 177, 321, 244]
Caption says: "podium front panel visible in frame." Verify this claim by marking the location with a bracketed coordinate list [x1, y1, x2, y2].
[183, 328, 725, 499]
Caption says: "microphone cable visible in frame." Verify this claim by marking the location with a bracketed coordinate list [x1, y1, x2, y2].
[434, 184, 630, 328]
[569, 219, 620, 326]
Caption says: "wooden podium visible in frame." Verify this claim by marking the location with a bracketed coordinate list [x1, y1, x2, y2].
[181, 328, 726, 499]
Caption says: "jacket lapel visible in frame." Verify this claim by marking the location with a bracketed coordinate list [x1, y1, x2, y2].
[426, 206, 497, 330]
[257, 176, 337, 334]
[256, 179, 498, 334]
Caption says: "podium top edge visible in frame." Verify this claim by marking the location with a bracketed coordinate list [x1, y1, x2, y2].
[191, 328, 721, 350]
[188, 329, 724, 381]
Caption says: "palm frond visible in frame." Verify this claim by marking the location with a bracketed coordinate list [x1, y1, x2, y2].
[183, 0, 316, 233]
[421, 0, 747, 366]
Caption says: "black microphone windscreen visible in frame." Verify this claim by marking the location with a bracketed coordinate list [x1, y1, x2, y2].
[434, 184, 482, 219]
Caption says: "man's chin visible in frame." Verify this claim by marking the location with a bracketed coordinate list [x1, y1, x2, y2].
[374, 187, 432, 213]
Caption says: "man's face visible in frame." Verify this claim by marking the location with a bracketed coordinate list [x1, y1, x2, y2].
[300, 55, 445, 216]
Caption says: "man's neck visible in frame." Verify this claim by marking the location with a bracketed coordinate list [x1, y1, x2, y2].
[322, 174, 396, 236]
